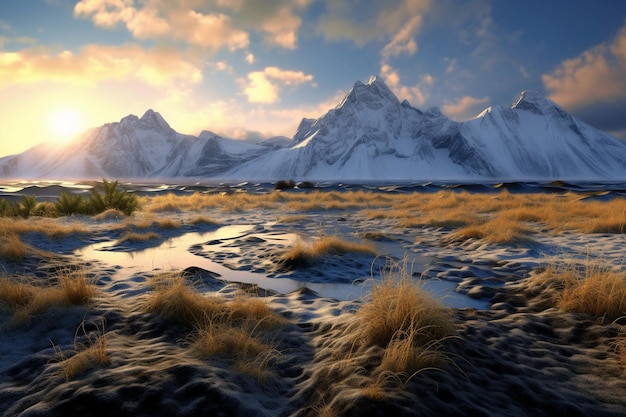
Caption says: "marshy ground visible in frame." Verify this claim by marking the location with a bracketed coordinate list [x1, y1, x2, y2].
[0, 186, 625, 416]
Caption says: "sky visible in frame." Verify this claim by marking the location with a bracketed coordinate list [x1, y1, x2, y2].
[1, 0, 626, 158]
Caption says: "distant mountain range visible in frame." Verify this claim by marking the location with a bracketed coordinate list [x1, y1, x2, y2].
[2, 76, 626, 182]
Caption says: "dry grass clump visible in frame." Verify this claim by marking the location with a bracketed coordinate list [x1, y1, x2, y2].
[146, 272, 227, 324]
[0, 268, 96, 324]
[147, 272, 286, 328]
[146, 272, 286, 383]
[0, 277, 32, 310]
[532, 261, 626, 323]
[282, 190, 386, 212]
[558, 267, 625, 323]
[362, 191, 626, 247]
[352, 265, 456, 375]
[0, 233, 29, 261]
[156, 218, 181, 229]
[142, 192, 275, 214]
[116, 231, 161, 245]
[52, 320, 109, 381]
[278, 236, 377, 268]
[0, 217, 88, 239]
[190, 215, 219, 226]
[276, 215, 308, 223]
[306, 262, 457, 410]
[447, 215, 533, 245]
[93, 209, 126, 221]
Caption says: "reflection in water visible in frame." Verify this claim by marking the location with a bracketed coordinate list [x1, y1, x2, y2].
[77, 224, 487, 308]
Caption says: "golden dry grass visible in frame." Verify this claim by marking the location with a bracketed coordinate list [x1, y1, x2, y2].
[278, 236, 377, 268]
[0, 217, 88, 239]
[147, 272, 286, 383]
[306, 261, 457, 407]
[364, 190, 626, 242]
[52, 320, 109, 381]
[276, 215, 309, 223]
[190, 215, 219, 226]
[156, 218, 181, 229]
[141, 192, 272, 213]
[1, 268, 96, 324]
[135, 189, 626, 247]
[93, 209, 126, 221]
[353, 265, 456, 375]
[532, 262, 626, 323]
[116, 231, 161, 245]
[447, 216, 533, 245]
[146, 272, 227, 325]
[0, 233, 29, 261]
[146, 272, 286, 328]
[559, 269, 626, 323]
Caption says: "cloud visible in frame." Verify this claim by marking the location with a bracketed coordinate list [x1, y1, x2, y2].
[0, 43, 202, 88]
[380, 14, 422, 58]
[241, 66, 314, 104]
[74, 0, 249, 51]
[541, 24, 626, 133]
[74, 0, 310, 51]
[317, 0, 431, 48]
[213, 61, 233, 73]
[442, 95, 489, 120]
[542, 24, 626, 111]
[380, 63, 432, 106]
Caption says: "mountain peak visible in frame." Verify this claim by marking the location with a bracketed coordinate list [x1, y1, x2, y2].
[510, 91, 566, 116]
[336, 75, 399, 110]
[511, 91, 543, 108]
[139, 109, 171, 131]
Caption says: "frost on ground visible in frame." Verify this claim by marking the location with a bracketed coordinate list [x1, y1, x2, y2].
[0, 202, 625, 417]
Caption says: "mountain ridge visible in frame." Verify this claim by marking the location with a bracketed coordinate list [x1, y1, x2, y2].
[1, 76, 625, 181]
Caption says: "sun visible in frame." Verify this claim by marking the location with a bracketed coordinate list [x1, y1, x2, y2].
[47, 108, 85, 143]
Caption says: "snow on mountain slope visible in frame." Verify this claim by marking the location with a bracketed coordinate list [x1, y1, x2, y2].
[228, 76, 626, 181]
[1, 76, 625, 181]
[459, 91, 626, 180]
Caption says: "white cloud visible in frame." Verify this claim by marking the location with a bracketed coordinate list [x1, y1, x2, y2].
[0, 43, 202, 87]
[317, 0, 432, 48]
[442, 95, 489, 120]
[245, 52, 255, 64]
[381, 14, 422, 58]
[380, 63, 432, 106]
[542, 24, 626, 111]
[241, 66, 314, 104]
[74, 1, 250, 52]
[73, 0, 311, 52]
[213, 61, 232, 73]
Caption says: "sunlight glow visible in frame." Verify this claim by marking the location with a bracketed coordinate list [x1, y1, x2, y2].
[47, 108, 85, 143]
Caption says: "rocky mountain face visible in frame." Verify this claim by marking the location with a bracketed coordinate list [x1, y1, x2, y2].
[1, 76, 625, 181]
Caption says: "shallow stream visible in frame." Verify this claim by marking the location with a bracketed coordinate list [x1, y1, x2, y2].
[76, 224, 489, 309]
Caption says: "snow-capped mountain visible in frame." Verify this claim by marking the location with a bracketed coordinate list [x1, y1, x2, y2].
[1, 76, 625, 181]
[0, 110, 278, 180]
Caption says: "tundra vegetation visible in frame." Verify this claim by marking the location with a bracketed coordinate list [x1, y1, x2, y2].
[0, 179, 138, 218]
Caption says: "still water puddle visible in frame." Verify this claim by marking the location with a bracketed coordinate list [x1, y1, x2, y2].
[77, 224, 487, 308]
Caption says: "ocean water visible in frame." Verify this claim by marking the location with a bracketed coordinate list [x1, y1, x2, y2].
[1, 179, 626, 201]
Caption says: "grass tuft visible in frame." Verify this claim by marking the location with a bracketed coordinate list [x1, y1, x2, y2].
[354, 263, 456, 353]
[52, 319, 109, 381]
[278, 236, 377, 268]
[116, 231, 161, 245]
[0, 233, 29, 261]
[532, 261, 626, 323]
[1, 268, 96, 325]
[147, 272, 286, 384]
